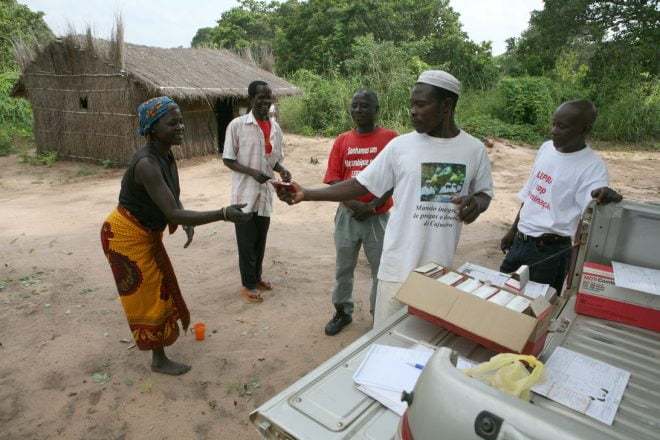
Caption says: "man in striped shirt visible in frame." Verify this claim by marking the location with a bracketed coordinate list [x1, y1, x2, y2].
[223, 80, 292, 303]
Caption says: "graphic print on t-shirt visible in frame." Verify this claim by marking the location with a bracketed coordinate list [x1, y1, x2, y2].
[420, 163, 466, 203]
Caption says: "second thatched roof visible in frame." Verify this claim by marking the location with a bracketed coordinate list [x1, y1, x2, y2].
[124, 43, 301, 100]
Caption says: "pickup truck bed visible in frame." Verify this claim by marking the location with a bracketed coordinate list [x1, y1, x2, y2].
[250, 304, 660, 439]
[250, 201, 660, 439]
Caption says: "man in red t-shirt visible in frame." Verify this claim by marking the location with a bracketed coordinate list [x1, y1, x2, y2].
[323, 89, 398, 335]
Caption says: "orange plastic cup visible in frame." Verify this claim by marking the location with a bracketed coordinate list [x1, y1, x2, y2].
[193, 323, 206, 341]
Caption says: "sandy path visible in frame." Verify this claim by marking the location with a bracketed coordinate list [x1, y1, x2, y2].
[0, 134, 658, 439]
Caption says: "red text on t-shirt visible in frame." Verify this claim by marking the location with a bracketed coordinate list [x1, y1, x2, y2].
[324, 127, 398, 215]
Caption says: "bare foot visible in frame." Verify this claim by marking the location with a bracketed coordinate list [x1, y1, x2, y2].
[151, 347, 191, 375]
[151, 358, 191, 375]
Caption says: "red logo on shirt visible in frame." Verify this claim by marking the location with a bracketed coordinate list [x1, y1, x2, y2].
[528, 170, 552, 210]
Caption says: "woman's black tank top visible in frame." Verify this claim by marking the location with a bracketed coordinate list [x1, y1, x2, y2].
[118, 145, 181, 231]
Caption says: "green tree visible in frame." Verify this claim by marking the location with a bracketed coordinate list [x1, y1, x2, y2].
[0, 0, 52, 143]
[510, 0, 593, 76]
[209, 0, 499, 88]
[0, 0, 52, 71]
[273, 0, 446, 75]
[509, 0, 658, 77]
[207, 0, 278, 51]
[191, 27, 216, 48]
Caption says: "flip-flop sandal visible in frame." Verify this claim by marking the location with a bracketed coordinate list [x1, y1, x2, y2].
[242, 288, 264, 303]
[257, 280, 273, 291]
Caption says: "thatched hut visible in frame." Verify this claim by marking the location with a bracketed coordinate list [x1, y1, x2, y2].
[10, 30, 300, 165]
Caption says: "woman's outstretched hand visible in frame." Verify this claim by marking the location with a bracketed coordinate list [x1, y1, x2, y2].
[224, 203, 252, 223]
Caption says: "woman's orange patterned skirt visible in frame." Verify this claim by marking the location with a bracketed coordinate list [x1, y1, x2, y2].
[100, 206, 189, 350]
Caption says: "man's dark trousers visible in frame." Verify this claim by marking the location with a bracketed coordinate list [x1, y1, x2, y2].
[235, 213, 270, 290]
[500, 235, 571, 294]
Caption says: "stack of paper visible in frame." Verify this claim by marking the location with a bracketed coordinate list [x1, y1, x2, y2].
[506, 296, 531, 312]
[471, 285, 499, 299]
[457, 262, 511, 288]
[353, 345, 433, 416]
[523, 281, 551, 299]
[456, 278, 482, 293]
[488, 291, 515, 306]
[437, 272, 464, 286]
[414, 263, 443, 274]
[354, 344, 476, 416]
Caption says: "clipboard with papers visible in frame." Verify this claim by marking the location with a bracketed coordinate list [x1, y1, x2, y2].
[353, 344, 475, 416]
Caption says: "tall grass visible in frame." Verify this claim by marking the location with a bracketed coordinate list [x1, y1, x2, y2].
[593, 81, 659, 142]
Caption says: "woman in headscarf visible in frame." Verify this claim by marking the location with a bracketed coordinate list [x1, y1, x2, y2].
[100, 96, 250, 375]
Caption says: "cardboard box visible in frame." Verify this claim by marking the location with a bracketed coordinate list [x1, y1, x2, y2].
[395, 266, 554, 356]
[576, 262, 660, 332]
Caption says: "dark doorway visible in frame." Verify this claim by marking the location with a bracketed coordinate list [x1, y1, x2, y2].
[214, 98, 233, 155]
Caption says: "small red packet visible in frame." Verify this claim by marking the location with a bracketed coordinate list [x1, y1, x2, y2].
[269, 180, 298, 193]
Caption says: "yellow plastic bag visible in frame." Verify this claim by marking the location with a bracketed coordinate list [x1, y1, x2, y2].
[461, 353, 546, 401]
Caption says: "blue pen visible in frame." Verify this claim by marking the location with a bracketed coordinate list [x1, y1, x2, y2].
[406, 362, 425, 370]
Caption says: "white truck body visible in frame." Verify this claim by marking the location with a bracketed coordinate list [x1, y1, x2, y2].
[249, 200, 660, 439]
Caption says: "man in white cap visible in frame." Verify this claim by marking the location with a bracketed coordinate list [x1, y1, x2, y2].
[276, 71, 494, 326]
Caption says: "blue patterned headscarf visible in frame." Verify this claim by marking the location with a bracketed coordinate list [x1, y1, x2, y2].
[137, 96, 180, 136]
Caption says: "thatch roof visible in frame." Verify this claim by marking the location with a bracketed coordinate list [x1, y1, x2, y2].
[11, 34, 300, 101]
[124, 44, 300, 100]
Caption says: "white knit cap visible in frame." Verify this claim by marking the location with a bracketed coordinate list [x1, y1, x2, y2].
[417, 70, 461, 96]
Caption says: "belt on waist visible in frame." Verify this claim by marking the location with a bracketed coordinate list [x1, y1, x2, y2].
[516, 231, 571, 243]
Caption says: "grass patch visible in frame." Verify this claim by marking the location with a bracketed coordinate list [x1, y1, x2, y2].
[18, 151, 59, 166]
[75, 167, 97, 177]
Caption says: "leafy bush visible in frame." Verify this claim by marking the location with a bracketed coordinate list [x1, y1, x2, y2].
[496, 76, 557, 132]
[278, 69, 356, 136]
[0, 71, 33, 139]
[457, 84, 544, 144]
[457, 88, 503, 123]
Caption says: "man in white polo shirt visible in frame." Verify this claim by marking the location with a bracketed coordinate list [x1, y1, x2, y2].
[276, 70, 494, 326]
[500, 99, 622, 293]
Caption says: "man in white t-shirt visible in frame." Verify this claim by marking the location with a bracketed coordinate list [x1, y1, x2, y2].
[500, 99, 622, 293]
[276, 70, 494, 326]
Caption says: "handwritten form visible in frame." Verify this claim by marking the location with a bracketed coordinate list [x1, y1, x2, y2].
[532, 347, 630, 425]
[612, 261, 660, 296]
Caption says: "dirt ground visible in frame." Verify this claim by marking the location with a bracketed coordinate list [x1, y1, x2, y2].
[0, 134, 658, 439]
